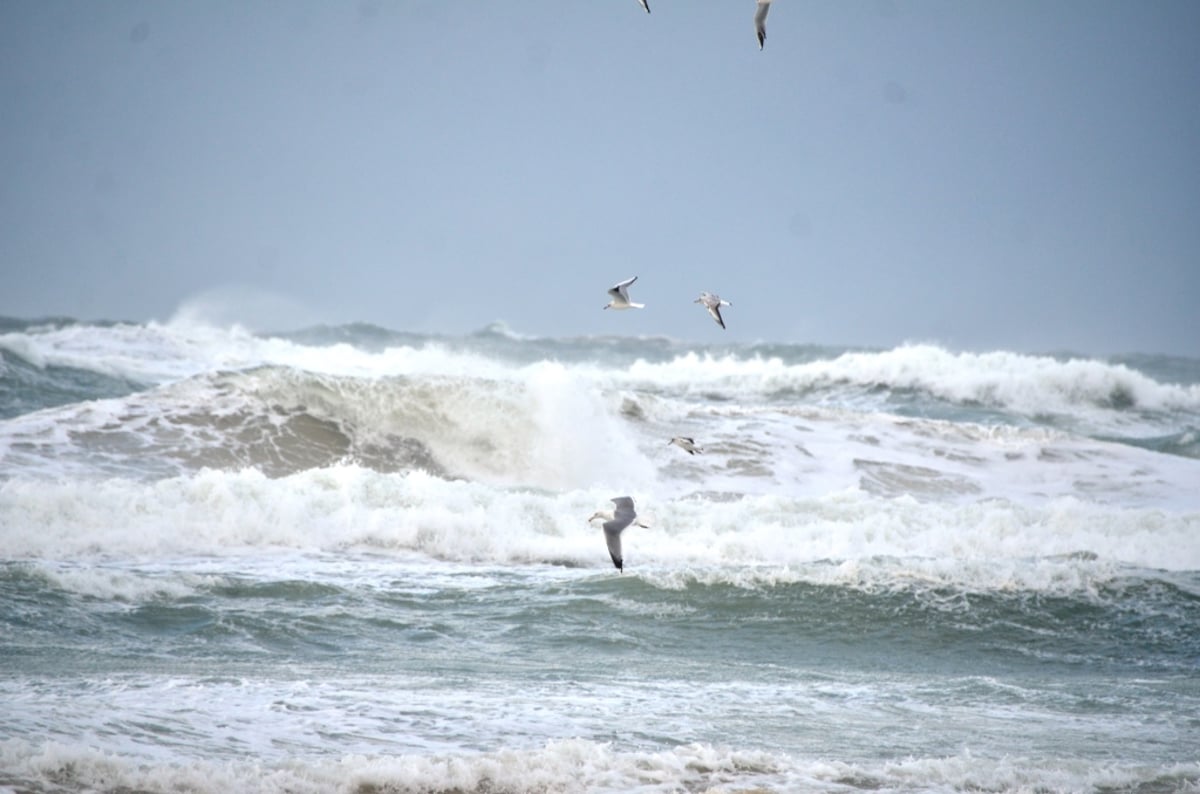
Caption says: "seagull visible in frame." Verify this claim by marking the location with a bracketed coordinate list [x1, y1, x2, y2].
[669, 436, 703, 455]
[694, 292, 731, 329]
[754, 0, 772, 49]
[637, 0, 650, 12]
[588, 496, 647, 571]
[604, 276, 644, 310]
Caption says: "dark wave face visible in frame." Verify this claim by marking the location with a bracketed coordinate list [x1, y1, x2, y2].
[0, 348, 145, 419]
[5, 558, 1198, 679]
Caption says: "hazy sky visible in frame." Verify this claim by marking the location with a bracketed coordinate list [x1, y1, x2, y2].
[2, 1, 1198, 355]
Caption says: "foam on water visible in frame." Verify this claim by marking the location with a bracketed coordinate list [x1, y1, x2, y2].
[800, 344, 1200, 413]
[2, 736, 1195, 794]
[3, 466, 1197, 579]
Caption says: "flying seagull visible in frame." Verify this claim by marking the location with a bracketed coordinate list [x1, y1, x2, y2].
[605, 276, 645, 310]
[694, 292, 731, 329]
[588, 496, 647, 571]
[755, 0, 772, 49]
[637, 0, 650, 12]
[669, 436, 703, 455]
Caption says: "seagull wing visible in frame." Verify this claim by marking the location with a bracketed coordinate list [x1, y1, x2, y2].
[755, 0, 772, 49]
[615, 276, 637, 298]
[638, 0, 650, 12]
[603, 525, 625, 571]
[593, 497, 636, 571]
[610, 496, 637, 525]
[708, 304, 726, 330]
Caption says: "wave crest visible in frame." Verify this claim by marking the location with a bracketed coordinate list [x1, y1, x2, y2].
[1, 363, 656, 486]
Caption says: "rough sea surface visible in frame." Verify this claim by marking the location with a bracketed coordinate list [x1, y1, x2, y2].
[2, 316, 1198, 792]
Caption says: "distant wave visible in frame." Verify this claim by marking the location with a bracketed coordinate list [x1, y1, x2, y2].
[815, 344, 1200, 413]
[0, 315, 87, 333]
[3, 316, 1196, 406]
[470, 319, 537, 341]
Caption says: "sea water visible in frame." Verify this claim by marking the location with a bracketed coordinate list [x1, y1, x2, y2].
[1, 316, 1198, 792]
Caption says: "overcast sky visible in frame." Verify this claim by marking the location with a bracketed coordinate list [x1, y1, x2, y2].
[2, 1, 1198, 355]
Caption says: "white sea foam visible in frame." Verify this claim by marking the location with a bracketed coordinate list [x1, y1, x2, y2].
[0, 319, 263, 383]
[808, 344, 1200, 411]
[26, 563, 216, 602]
[2, 467, 1197, 580]
[1, 735, 1193, 794]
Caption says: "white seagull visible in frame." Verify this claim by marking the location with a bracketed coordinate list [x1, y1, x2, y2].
[637, 0, 650, 12]
[604, 276, 645, 310]
[754, 0, 772, 49]
[669, 436, 703, 455]
[588, 496, 647, 571]
[694, 291, 731, 329]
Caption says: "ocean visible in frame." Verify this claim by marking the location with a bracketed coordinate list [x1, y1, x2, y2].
[1, 315, 1198, 793]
